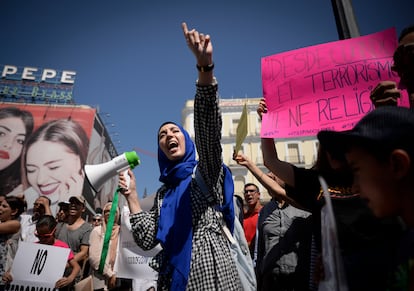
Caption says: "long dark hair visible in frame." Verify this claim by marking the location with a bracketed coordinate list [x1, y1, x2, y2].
[0, 107, 34, 196]
[21, 118, 89, 189]
[5, 196, 26, 219]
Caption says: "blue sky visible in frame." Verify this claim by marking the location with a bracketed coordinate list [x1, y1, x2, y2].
[1, 0, 413, 197]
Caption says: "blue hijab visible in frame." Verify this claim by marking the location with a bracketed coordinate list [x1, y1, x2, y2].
[156, 122, 234, 290]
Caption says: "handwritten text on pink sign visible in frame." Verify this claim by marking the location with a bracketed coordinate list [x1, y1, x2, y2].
[261, 28, 405, 138]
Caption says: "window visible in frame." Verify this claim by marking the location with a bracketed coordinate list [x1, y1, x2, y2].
[285, 142, 303, 164]
[230, 118, 240, 136]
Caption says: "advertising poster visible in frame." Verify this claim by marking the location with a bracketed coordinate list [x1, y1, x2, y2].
[0, 102, 96, 215]
[85, 114, 119, 211]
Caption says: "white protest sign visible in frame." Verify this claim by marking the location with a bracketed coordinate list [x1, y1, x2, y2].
[115, 206, 161, 282]
[10, 241, 69, 286]
[5, 280, 57, 291]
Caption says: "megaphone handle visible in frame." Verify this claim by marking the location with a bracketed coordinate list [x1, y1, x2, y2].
[123, 169, 130, 190]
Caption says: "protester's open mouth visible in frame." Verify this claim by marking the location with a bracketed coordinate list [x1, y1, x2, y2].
[168, 141, 178, 150]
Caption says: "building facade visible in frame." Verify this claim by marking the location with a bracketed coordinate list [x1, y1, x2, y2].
[181, 97, 319, 203]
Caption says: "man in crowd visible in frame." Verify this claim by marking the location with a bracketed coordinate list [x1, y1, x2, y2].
[56, 195, 93, 285]
[55, 201, 70, 237]
[20, 195, 52, 242]
[91, 213, 102, 227]
[243, 183, 262, 258]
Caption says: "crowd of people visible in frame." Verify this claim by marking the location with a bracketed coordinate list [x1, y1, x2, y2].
[116, 22, 414, 290]
[0, 194, 135, 291]
[0, 21, 413, 290]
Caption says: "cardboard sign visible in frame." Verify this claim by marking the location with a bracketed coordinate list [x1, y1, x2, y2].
[7, 241, 69, 290]
[261, 28, 408, 138]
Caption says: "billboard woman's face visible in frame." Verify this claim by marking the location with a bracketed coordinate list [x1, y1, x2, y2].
[0, 117, 27, 170]
[26, 140, 82, 204]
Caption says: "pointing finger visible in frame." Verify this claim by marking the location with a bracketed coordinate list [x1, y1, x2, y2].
[181, 22, 188, 35]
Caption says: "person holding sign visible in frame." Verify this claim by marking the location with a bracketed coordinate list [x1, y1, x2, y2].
[3, 215, 81, 290]
[118, 22, 243, 290]
[258, 98, 405, 291]
[234, 152, 312, 291]
[370, 25, 414, 108]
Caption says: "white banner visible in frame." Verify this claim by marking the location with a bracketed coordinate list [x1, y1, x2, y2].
[5, 280, 57, 291]
[8, 241, 69, 289]
[115, 206, 161, 288]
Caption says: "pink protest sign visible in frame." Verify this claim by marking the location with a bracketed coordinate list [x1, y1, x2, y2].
[261, 28, 407, 138]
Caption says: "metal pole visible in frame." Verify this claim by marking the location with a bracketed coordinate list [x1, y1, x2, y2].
[331, 0, 360, 39]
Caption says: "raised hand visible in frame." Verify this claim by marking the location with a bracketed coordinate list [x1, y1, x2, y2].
[118, 169, 136, 195]
[257, 98, 268, 120]
[118, 169, 142, 214]
[370, 80, 401, 108]
[182, 22, 213, 67]
[233, 152, 253, 168]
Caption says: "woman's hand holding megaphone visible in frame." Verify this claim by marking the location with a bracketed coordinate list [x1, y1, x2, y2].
[119, 169, 134, 193]
[118, 169, 142, 214]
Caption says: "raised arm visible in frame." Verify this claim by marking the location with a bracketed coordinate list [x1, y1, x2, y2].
[0, 220, 20, 235]
[257, 98, 296, 187]
[36, 196, 52, 216]
[182, 22, 214, 85]
[182, 22, 222, 190]
[233, 152, 299, 207]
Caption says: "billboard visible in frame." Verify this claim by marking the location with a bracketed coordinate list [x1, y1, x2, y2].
[0, 64, 76, 104]
[86, 112, 120, 211]
[0, 102, 117, 216]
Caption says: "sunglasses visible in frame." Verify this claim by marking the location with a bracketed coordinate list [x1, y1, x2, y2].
[244, 189, 257, 194]
[392, 42, 414, 73]
[35, 227, 56, 238]
[93, 218, 101, 222]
